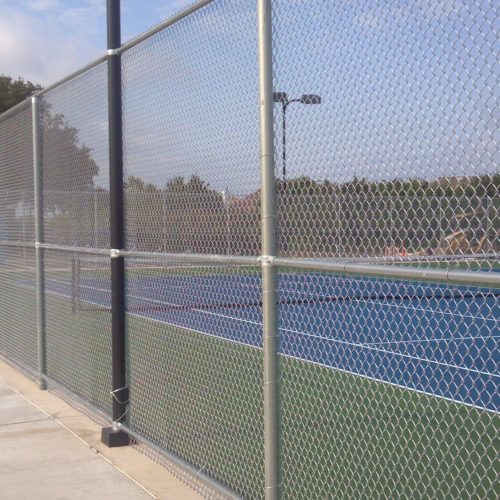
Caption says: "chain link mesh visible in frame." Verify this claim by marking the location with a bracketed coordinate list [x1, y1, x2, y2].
[126, 259, 264, 498]
[41, 63, 109, 249]
[272, 0, 498, 264]
[277, 267, 498, 498]
[0, 1, 498, 498]
[0, 245, 37, 373]
[0, 104, 37, 373]
[129, 440, 229, 499]
[44, 249, 111, 415]
[121, 1, 263, 497]
[273, 0, 499, 497]
[122, 0, 260, 256]
[0, 104, 34, 244]
[38, 64, 112, 414]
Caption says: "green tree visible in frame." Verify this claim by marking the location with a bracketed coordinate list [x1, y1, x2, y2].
[0, 75, 103, 246]
[123, 175, 262, 254]
[274, 173, 498, 257]
[41, 108, 103, 246]
[0, 75, 42, 113]
[162, 176, 226, 253]
[42, 110, 99, 193]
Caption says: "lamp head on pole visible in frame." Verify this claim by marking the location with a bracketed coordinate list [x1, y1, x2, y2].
[273, 92, 288, 104]
[300, 94, 321, 105]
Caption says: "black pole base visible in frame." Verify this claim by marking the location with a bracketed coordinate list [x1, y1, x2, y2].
[101, 426, 130, 447]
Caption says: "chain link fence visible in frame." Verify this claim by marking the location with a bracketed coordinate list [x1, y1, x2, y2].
[0, 0, 498, 498]
[121, 2, 263, 495]
[36, 62, 113, 413]
[272, 1, 499, 498]
[0, 102, 38, 374]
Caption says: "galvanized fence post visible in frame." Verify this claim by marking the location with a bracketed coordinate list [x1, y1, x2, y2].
[257, 0, 280, 498]
[32, 95, 47, 390]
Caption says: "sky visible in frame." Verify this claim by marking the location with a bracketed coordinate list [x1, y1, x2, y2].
[0, 0, 194, 86]
[1, 0, 497, 195]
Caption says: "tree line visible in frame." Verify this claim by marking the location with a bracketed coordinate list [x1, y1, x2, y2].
[2, 74, 497, 257]
[123, 173, 499, 257]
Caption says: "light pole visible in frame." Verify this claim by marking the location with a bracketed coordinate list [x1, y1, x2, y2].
[273, 92, 321, 181]
[221, 188, 231, 255]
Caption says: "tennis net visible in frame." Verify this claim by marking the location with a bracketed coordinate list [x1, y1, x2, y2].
[70, 256, 499, 315]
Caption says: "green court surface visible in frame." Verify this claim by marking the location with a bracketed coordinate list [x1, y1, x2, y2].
[126, 317, 498, 499]
[44, 291, 112, 416]
[0, 270, 37, 372]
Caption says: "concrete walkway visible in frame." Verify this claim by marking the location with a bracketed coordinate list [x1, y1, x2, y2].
[0, 360, 202, 500]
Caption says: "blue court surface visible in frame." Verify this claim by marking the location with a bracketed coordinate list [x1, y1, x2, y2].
[40, 267, 499, 412]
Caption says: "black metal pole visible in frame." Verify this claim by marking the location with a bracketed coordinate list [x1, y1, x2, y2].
[101, 0, 129, 447]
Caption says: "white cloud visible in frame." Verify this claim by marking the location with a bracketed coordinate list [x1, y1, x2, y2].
[154, 0, 194, 22]
[26, 0, 60, 12]
[58, 0, 105, 29]
[0, 0, 229, 87]
[0, 3, 103, 86]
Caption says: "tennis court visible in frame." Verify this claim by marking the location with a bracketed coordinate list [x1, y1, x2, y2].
[34, 257, 499, 412]
[6, 255, 495, 497]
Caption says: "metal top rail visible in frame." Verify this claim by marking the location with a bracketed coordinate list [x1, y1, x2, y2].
[273, 257, 500, 289]
[0, 239, 498, 288]
[36, 55, 108, 97]
[0, 97, 32, 122]
[0, 0, 213, 118]
[117, 0, 213, 54]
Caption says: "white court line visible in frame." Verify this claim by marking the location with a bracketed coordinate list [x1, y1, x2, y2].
[38, 286, 256, 351]
[276, 324, 498, 378]
[126, 272, 500, 324]
[277, 286, 499, 324]
[44, 278, 262, 329]
[355, 295, 499, 324]
[364, 334, 500, 347]
[42, 278, 498, 379]
[70, 275, 500, 325]
[36, 283, 499, 414]
[73, 278, 499, 375]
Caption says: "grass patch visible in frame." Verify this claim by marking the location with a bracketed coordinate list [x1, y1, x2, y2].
[126, 316, 264, 499]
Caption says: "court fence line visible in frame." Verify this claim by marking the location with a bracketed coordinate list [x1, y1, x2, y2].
[0, 0, 498, 499]
[3, 240, 497, 289]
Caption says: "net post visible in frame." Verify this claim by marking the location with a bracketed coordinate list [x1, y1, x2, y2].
[101, 0, 129, 448]
[32, 95, 47, 390]
[258, 0, 280, 498]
